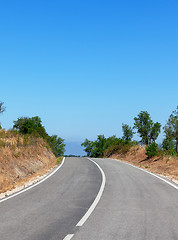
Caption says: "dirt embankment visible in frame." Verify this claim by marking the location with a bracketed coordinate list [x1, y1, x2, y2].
[110, 145, 178, 183]
[0, 130, 57, 194]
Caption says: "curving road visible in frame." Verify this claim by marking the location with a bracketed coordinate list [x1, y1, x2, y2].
[0, 157, 178, 240]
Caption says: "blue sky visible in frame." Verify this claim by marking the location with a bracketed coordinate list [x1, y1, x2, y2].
[0, 0, 177, 155]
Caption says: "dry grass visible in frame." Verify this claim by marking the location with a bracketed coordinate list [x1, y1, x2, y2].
[0, 130, 57, 193]
[110, 145, 178, 182]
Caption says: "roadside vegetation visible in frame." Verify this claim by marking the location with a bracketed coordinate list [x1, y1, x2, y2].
[0, 103, 65, 157]
[13, 116, 65, 157]
[57, 156, 63, 164]
[81, 135, 137, 158]
[0, 101, 65, 193]
[82, 106, 178, 159]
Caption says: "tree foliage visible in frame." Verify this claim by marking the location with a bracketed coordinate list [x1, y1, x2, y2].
[13, 116, 47, 138]
[0, 102, 5, 114]
[122, 123, 134, 142]
[81, 135, 136, 158]
[92, 135, 106, 158]
[146, 142, 159, 158]
[47, 135, 65, 157]
[13, 116, 65, 156]
[163, 106, 178, 153]
[81, 139, 93, 157]
[134, 111, 161, 145]
[162, 138, 176, 155]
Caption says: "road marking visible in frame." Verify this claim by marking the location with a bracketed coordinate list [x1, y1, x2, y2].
[63, 234, 74, 240]
[76, 157, 106, 227]
[0, 157, 65, 203]
[116, 159, 178, 191]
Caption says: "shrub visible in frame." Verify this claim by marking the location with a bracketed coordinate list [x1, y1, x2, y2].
[104, 143, 121, 157]
[162, 138, 175, 152]
[103, 138, 137, 157]
[0, 140, 5, 147]
[13, 116, 47, 138]
[146, 143, 159, 158]
[13, 116, 65, 156]
[47, 135, 65, 157]
[118, 142, 132, 154]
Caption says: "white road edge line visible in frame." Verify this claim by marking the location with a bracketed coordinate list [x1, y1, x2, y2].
[76, 157, 106, 227]
[63, 234, 74, 240]
[0, 157, 66, 203]
[116, 159, 178, 191]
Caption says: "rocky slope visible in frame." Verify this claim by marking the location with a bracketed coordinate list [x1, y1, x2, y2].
[0, 130, 57, 193]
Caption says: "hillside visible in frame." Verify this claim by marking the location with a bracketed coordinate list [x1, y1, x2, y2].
[0, 130, 58, 194]
[110, 145, 178, 183]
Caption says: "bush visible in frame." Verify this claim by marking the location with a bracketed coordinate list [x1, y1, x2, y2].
[119, 142, 132, 154]
[81, 135, 137, 158]
[13, 116, 65, 157]
[13, 116, 47, 138]
[146, 143, 159, 158]
[104, 143, 121, 157]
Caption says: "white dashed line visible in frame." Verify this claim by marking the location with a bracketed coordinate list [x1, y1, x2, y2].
[63, 234, 74, 240]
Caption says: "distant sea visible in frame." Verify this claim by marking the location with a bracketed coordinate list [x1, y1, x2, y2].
[64, 141, 85, 156]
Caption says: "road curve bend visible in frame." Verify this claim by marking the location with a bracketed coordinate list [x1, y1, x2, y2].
[72, 158, 178, 240]
[0, 157, 178, 240]
[0, 157, 102, 240]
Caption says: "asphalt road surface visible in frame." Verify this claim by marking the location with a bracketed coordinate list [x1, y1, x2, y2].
[0, 157, 178, 240]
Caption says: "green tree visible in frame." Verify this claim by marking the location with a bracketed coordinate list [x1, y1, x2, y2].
[13, 116, 47, 138]
[47, 135, 65, 156]
[134, 111, 161, 145]
[163, 106, 178, 153]
[81, 138, 93, 157]
[92, 135, 107, 157]
[82, 135, 137, 158]
[150, 122, 162, 143]
[82, 135, 110, 158]
[13, 116, 65, 156]
[162, 138, 175, 154]
[104, 135, 119, 149]
[122, 124, 134, 142]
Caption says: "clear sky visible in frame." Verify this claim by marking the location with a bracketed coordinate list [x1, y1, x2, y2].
[0, 0, 177, 155]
